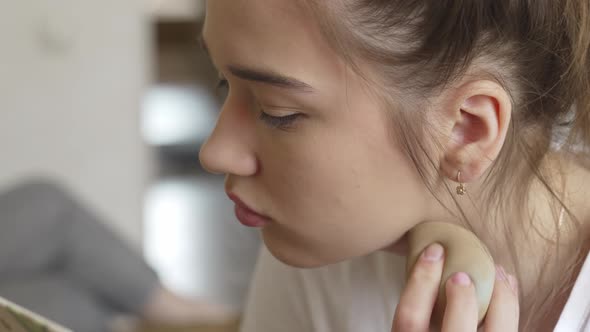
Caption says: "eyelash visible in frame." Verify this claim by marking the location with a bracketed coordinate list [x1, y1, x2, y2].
[217, 78, 229, 91]
[216, 77, 302, 130]
[258, 112, 302, 130]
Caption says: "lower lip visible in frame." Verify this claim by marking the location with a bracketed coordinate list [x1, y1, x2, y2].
[234, 204, 270, 228]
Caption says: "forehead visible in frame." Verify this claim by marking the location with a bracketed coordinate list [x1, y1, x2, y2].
[203, 0, 311, 59]
[203, 0, 310, 54]
[204, 0, 309, 38]
[206, 0, 307, 25]
[203, 0, 342, 87]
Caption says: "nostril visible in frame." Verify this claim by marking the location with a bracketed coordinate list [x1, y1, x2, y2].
[199, 144, 258, 177]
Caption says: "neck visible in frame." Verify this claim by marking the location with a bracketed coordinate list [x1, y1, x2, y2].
[422, 153, 590, 329]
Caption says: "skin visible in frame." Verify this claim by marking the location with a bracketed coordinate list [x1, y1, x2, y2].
[394, 241, 519, 331]
[405, 222, 496, 327]
[201, 0, 430, 268]
[199, 0, 589, 330]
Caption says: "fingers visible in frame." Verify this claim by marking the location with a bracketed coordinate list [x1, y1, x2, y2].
[393, 243, 444, 332]
[483, 266, 520, 331]
[393, 244, 513, 332]
[441, 272, 478, 332]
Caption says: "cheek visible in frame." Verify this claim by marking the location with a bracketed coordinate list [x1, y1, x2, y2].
[256, 117, 426, 264]
[259, 109, 424, 217]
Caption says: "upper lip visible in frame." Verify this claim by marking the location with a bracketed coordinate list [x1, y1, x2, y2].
[226, 192, 269, 218]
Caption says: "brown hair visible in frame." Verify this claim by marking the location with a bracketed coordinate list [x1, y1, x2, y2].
[303, 0, 590, 329]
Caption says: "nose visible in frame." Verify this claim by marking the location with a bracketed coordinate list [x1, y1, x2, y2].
[199, 101, 258, 177]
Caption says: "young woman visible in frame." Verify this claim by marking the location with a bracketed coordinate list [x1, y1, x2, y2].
[199, 1, 590, 331]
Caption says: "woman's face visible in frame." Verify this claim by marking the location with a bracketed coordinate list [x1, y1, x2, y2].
[200, 0, 430, 267]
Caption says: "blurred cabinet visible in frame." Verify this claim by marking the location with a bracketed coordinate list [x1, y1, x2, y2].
[0, 0, 151, 248]
[148, 0, 205, 21]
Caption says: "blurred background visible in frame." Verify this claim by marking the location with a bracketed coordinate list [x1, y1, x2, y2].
[0, 1, 260, 331]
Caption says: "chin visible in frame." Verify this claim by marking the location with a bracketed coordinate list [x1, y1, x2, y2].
[262, 237, 326, 268]
[261, 230, 349, 269]
[261, 226, 410, 268]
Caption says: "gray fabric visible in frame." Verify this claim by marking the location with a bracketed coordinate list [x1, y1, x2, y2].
[0, 179, 160, 331]
[0, 274, 112, 332]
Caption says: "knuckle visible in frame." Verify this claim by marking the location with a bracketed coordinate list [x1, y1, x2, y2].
[409, 263, 441, 286]
[445, 281, 475, 306]
[394, 306, 428, 331]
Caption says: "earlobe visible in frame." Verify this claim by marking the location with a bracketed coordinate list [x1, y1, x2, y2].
[440, 80, 512, 184]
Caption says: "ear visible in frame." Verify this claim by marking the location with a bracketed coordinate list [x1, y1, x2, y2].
[438, 80, 512, 183]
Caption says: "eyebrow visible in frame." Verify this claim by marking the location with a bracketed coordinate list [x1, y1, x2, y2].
[199, 36, 315, 93]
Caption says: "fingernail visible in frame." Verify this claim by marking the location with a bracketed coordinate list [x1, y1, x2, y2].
[508, 275, 518, 293]
[422, 243, 444, 262]
[496, 265, 508, 281]
[452, 272, 471, 286]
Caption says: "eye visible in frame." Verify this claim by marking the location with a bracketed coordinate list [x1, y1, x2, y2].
[213, 74, 303, 131]
[215, 72, 229, 97]
[258, 111, 303, 130]
[217, 77, 228, 90]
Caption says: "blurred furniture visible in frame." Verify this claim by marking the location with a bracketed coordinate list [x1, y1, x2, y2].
[148, 0, 205, 21]
[0, 179, 160, 332]
[141, 6, 261, 325]
[133, 319, 240, 332]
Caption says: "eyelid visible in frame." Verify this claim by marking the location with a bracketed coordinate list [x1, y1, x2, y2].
[258, 112, 302, 130]
[260, 104, 303, 112]
[215, 75, 307, 121]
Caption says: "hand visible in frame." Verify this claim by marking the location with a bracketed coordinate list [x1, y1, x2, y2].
[392, 243, 519, 332]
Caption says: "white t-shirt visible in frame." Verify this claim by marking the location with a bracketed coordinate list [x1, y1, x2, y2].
[240, 246, 590, 332]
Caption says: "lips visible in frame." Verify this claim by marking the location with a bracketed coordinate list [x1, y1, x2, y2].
[227, 193, 271, 228]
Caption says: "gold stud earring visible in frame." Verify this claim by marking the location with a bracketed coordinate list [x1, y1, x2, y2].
[456, 170, 466, 195]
